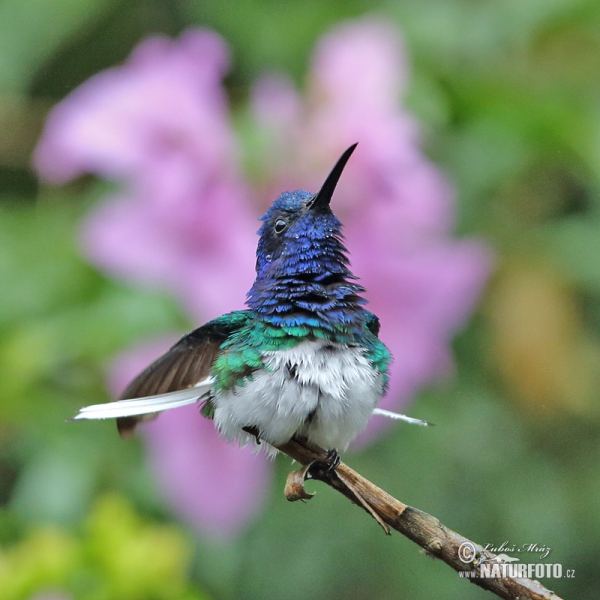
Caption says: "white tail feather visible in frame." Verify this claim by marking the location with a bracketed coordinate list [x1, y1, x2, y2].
[71, 378, 213, 421]
[373, 408, 432, 426]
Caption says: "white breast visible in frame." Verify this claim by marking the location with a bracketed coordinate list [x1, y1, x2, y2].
[212, 339, 384, 453]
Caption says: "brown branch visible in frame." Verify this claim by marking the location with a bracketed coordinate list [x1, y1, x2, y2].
[249, 430, 563, 600]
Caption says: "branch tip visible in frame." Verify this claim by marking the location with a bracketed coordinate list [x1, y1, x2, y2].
[285, 465, 316, 502]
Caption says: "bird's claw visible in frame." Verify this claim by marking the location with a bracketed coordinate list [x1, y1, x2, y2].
[324, 448, 341, 472]
[308, 448, 340, 479]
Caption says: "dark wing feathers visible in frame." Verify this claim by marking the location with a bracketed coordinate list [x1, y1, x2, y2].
[120, 341, 211, 399]
[365, 311, 381, 336]
[117, 311, 252, 436]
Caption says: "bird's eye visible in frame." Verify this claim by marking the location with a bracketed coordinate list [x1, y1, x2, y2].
[274, 219, 288, 234]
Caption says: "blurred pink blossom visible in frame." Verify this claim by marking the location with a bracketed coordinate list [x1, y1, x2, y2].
[34, 29, 256, 321]
[34, 20, 491, 536]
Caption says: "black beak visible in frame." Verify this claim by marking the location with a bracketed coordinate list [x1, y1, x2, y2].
[310, 143, 357, 212]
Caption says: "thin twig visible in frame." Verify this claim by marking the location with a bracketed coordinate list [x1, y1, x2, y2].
[247, 430, 563, 600]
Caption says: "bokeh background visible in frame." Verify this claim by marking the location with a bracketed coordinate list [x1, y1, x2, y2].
[1, 1, 600, 598]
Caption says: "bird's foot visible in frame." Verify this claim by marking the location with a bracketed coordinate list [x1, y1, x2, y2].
[324, 448, 341, 472]
[308, 448, 340, 479]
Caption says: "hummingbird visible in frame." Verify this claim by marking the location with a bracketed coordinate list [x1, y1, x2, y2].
[72, 144, 428, 463]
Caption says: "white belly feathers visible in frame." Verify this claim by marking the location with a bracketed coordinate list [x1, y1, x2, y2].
[212, 339, 384, 452]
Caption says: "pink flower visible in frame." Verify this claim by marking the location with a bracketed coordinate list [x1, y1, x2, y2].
[35, 29, 232, 185]
[34, 29, 257, 321]
[34, 19, 491, 535]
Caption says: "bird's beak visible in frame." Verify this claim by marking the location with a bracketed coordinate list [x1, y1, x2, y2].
[310, 143, 357, 212]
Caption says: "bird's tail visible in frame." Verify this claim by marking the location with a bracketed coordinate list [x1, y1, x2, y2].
[70, 380, 212, 422]
[372, 408, 432, 426]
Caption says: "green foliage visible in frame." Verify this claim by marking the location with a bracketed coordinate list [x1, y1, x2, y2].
[0, 493, 208, 600]
[188, 0, 372, 86]
[0, 199, 184, 428]
[0, 0, 121, 93]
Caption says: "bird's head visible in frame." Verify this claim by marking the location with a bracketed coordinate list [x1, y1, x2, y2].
[254, 143, 357, 277]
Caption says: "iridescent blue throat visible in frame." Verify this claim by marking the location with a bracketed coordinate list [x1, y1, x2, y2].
[246, 191, 369, 339]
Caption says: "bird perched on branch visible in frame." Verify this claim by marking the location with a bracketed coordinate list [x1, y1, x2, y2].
[73, 144, 428, 465]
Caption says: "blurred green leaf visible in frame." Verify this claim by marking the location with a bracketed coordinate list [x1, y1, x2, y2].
[542, 217, 600, 293]
[10, 448, 95, 525]
[0, 493, 208, 600]
[187, 0, 371, 86]
[392, 0, 593, 68]
[0, 0, 122, 92]
[0, 200, 186, 431]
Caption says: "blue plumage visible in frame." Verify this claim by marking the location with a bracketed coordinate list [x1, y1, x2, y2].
[248, 187, 370, 337]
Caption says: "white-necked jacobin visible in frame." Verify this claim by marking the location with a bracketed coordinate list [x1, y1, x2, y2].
[73, 145, 428, 461]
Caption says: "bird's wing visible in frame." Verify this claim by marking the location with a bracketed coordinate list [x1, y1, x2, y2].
[364, 311, 381, 336]
[71, 311, 253, 436]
